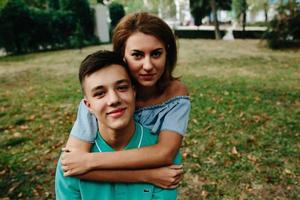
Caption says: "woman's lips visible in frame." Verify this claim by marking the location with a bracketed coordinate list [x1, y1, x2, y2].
[140, 74, 156, 81]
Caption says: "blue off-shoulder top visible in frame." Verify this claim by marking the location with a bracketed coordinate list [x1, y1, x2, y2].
[70, 96, 191, 143]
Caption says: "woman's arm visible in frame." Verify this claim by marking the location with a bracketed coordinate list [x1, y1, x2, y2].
[61, 131, 182, 175]
[76, 165, 184, 189]
[61, 133, 183, 188]
[61, 136, 93, 175]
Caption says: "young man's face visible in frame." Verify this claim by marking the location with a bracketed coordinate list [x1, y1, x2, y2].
[83, 64, 135, 132]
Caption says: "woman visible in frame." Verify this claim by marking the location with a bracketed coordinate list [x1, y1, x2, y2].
[61, 12, 190, 189]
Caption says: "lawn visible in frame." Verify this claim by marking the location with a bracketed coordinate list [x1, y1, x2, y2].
[0, 39, 299, 199]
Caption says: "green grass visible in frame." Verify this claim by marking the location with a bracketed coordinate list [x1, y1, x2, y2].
[0, 40, 299, 199]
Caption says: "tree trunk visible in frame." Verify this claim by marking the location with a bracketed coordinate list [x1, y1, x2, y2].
[264, 7, 268, 22]
[242, 11, 246, 38]
[263, 3, 268, 22]
[210, 0, 221, 40]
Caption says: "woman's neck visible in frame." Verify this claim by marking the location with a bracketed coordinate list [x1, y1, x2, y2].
[135, 85, 167, 108]
[136, 85, 158, 101]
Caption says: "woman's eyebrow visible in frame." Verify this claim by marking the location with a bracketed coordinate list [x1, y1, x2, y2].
[131, 48, 164, 52]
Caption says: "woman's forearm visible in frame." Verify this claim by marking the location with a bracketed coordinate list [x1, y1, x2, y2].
[77, 169, 148, 182]
[77, 165, 184, 189]
[89, 131, 182, 170]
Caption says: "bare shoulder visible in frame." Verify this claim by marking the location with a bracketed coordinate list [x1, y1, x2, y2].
[166, 80, 189, 97]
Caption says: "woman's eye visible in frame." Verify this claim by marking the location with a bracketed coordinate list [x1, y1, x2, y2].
[131, 53, 143, 59]
[152, 51, 162, 58]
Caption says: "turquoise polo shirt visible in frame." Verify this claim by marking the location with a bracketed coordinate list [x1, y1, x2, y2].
[55, 122, 181, 200]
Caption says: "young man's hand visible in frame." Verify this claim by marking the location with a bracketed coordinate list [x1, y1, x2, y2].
[61, 148, 92, 176]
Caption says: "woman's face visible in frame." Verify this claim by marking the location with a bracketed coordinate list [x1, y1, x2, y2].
[124, 32, 167, 88]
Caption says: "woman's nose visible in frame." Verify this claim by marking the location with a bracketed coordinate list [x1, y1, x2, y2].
[142, 56, 154, 72]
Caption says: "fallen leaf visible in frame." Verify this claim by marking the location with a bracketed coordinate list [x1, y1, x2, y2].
[247, 154, 257, 163]
[192, 118, 199, 124]
[231, 146, 238, 155]
[182, 152, 188, 160]
[201, 190, 209, 198]
[13, 132, 22, 138]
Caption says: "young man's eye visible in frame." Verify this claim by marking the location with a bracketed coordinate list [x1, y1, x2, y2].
[93, 91, 105, 98]
[117, 85, 129, 91]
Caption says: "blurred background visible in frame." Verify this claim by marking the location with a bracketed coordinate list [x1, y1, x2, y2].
[0, 0, 300, 55]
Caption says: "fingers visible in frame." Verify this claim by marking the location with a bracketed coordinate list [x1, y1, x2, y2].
[169, 165, 183, 170]
[64, 169, 72, 176]
[61, 147, 70, 153]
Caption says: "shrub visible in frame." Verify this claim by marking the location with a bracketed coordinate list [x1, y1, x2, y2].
[109, 2, 125, 32]
[264, 2, 300, 49]
[60, 0, 95, 41]
[0, 0, 77, 54]
[0, 0, 33, 54]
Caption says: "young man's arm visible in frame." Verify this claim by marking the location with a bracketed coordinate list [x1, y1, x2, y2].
[61, 131, 181, 173]
[55, 161, 81, 200]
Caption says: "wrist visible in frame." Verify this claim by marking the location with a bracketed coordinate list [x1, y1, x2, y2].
[87, 153, 96, 170]
[140, 169, 153, 183]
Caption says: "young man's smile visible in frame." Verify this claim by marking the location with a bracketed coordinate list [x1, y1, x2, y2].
[83, 64, 135, 132]
[107, 107, 127, 118]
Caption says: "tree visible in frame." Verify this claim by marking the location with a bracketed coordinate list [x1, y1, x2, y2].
[0, 0, 8, 8]
[190, 0, 231, 25]
[210, 0, 221, 39]
[23, 0, 47, 8]
[60, 0, 95, 41]
[232, 0, 248, 37]
[109, 2, 125, 30]
[70, 22, 85, 51]
[264, 0, 300, 48]
[189, 0, 210, 26]
[48, 0, 59, 9]
[247, 0, 269, 22]
[0, 0, 33, 53]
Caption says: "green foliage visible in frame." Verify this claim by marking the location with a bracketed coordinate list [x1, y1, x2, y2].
[60, 0, 95, 40]
[0, 0, 98, 54]
[189, 0, 231, 26]
[0, 0, 34, 54]
[264, 2, 300, 49]
[189, 0, 210, 26]
[70, 23, 85, 50]
[23, 0, 47, 8]
[232, 0, 248, 19]
[0, 0, 78, 54]
[48, 0, 59, 9]
[109, 2, 125, 31]
[0, 0, 8, 8]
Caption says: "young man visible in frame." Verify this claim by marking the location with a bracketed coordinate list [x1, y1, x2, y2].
[55, 50, 181, 200]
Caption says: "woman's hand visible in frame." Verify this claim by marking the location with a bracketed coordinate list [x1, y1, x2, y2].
[60, 148, 92, 176]
[146, 165, 184, 189]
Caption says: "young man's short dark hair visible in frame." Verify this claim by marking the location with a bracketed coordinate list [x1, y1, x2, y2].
[79, 50, 133, 93]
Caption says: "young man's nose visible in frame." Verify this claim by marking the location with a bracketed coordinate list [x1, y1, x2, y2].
[107, 91, 120, 106]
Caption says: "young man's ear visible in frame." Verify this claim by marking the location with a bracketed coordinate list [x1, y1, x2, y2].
[83, 98, 93, 114]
